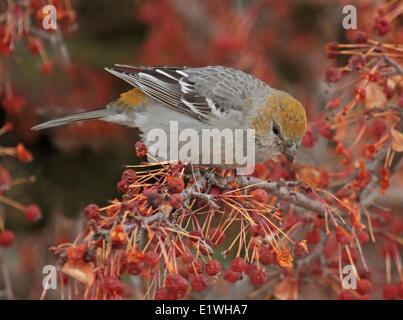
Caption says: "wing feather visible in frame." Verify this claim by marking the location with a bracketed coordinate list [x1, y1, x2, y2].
[105, 65, 227, 122]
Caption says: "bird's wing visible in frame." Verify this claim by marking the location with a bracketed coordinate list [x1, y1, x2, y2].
[105, 65, 268, 122]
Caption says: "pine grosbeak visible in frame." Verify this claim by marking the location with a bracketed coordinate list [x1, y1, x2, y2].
[32, 65, 307, 167]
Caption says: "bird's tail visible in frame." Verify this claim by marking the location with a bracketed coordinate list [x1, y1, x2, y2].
[31, 108, 113, 130]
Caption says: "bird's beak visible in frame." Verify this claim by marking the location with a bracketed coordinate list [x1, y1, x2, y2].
[281, 142, 297, 164]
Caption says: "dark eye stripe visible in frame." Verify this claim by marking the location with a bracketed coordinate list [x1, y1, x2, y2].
[272, 123, 280, 135]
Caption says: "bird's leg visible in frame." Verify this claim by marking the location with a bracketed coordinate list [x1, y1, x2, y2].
[198, 168, 235, 193]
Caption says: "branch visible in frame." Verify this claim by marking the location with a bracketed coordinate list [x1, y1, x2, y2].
[234, 176, 326, 215]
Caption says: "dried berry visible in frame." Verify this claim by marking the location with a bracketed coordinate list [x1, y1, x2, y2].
[135, 142, 147, 157]
[144, 251, 159, 267]
[205, 259, 221, 276]
[103, 277, 125, 296]
[170, 193, 184, 209]
[155, 287, 176, 300]
[187, 260, 203, 274]
[354, 31, 368, 43]
[165, 274, 188, 298]
[249, 269, 268, 286]
[168, 176, 185, 193]
[223, 268, 240, 283]
[258, 246, 276, 265]
[336, 226, 353, 245]
[230, 257, 246, 272]
[84, 204, 100, 219]
[146, 191, 162, 209]
[325, 66, 341, 83]
[191, 274, 208, 292]
[121, 169, 137, 183]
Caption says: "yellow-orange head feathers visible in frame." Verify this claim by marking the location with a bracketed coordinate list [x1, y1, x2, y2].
[252, 90, 307, 162]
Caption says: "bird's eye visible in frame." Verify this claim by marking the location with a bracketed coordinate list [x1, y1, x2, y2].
[272, 123, 280, 135]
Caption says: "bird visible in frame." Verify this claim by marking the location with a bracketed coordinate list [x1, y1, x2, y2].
[32, 65, 307, 169]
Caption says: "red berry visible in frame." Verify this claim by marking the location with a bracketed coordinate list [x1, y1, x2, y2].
[2, 96, 26, 114]
[294, 241, 308, 257]
[250, 225, 264, 237]
[324, 41, 339, 59]
[181, 251, 194, 264]
[144, 251, 159, 267]
[357, 279, 372, 295]
[342, 247, 358, 263]
[223, 268, 240, 283]
[170, 193, 184, 209]
[0, 169, 11, 196]
[165, 274, 188, 298]
[250, 189, 269, 203]
[187, 260, 203, 274]
[155, 287, 176, 300]
[249, 269, 268, 286]
[348, 55, 365, 70]
[354, 88, 366, 102]
[191, 274, 208, 292]
[396, 281, 403, 299]
[325, 66, 342, 83]
[84, 204, 100, 219]
[66, 244, 87, 261]
[370, 119, 387, 140]
[24, 204, 42, 222]
[168, 177, 185, 193]
[245, 263, 258, 276]
[127, 262, 144, 275]
[16, 143, 33, 162]
[146, 191, 162, 209]
[398, 95, 403, 108]
[258, 246, 276, 265]
[231, 257, 246, 272]
[327, 97, 340, 110]
[375, 17, 390, 36]
[357, 230, 370, 245]
[121, 169, 137, 183]
[117, 179, 129, 193]
[302, 124, 318, 147]
[338, 290, 355, 300]
[336, 226, 353, 245]
[205, 259, 221, 276]
[208, 228, 226, 245]
[383, 284, 397, 300]
[41, 60, 54, 75]
[103, 277, 125, 296]
[306, 229, 320, 244]
[188, 230, 202, 242]
[27, 37, 43, 54]
[354, 31, 368, 43]
[0, 230, 15, 247]
[135, 142, 147, 157]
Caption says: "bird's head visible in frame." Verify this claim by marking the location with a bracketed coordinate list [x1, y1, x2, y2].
[252, 90, 307, 163]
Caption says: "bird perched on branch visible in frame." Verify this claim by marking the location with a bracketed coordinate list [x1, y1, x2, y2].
[32, 65, 307, 168]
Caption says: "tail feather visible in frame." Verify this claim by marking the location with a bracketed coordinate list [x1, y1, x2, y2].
[31, 108, 112, 130]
